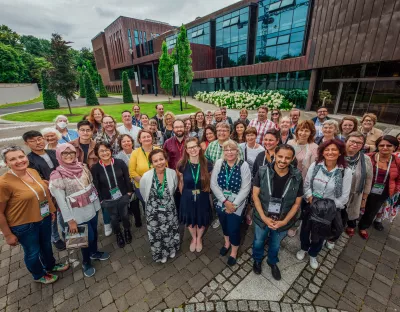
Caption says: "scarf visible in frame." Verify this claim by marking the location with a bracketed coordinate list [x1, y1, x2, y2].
[53, 143, 84, 179]
[345, 152, 366, 193]
[311, 162, 344, 198]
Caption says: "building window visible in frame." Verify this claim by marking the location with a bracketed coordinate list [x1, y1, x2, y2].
[134, 30, 141, 57]
[187, 22, 211, 46]
[127, 29, 133, 49]
[143, 31, 148, 55]
[166, 34, 177, 49]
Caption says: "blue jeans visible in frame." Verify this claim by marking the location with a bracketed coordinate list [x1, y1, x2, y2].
[51, 210, 65, 243]
[11, 216, 55, 280]
[216, 209, 243, 246]
[80, 213, 99, 264]
[252, 223, 288, 265]
[101, 206, 111, 225]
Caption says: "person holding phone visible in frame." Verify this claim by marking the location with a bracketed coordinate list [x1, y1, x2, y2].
[49, 143, 110, 278]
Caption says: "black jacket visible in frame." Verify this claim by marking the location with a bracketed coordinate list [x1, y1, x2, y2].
[27, 150, 59, 181]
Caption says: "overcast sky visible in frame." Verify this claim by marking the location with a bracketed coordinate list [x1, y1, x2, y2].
[0, 0, 236, 50]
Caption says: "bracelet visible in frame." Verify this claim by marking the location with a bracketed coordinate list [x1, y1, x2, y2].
[223, 199, 228, 204]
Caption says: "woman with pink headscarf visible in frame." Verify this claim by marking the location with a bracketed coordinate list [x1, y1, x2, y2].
[49, 143, 110, 278]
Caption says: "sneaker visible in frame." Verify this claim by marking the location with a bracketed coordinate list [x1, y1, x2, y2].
[53, 239, 66, 251]
[104, 224, 112, 237]
[309, 256, 319, 269]
[170, 251, 176, 259]
[50, 263, 70, 272]
[211, 219, 220, 229]
[124, 229, 132, 244]
[35, 273, 58, 284]
[90, 251, 110, 261]
[326, 241, 335, 250]
[296, 250, 306, 260]
[116, 232, 125, 248]
[82, 263, 96, 277]
[161, 257, 167, 264]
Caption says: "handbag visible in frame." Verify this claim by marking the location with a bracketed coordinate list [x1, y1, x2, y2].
[65, 224, 89, 249]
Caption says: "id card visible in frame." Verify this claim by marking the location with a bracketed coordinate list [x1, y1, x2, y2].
[371, 183, 385, 195]
[40, 200, 50, 217]
[110, 187, 122, 200]
[312, 192, 323, 199]
[89, 191, 98, 203]
[159, 205, 166, 211]
[268, 197, 282, 215]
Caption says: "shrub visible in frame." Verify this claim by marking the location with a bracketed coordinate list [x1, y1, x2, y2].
[98, 74, 108, 97]
[41, 70, 59, 109]
[84, 71, 99, 106]
[122, 71, 133, 103]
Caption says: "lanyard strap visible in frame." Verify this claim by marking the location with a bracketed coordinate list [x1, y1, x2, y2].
[10, 170, 46, 201]
[141, 147, 153, 169]
[245, 144, 248, 161]
[101, 160, 118, 190]
[225, 161, 237, 189]
[189, 161, 200, 188]
[154, 170, 166, 199]
[175, 138, 184, 156]
[375, 154, 392, 184]
[266, 168, 292, 198]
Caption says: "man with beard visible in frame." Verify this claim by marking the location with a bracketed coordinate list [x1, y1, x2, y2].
[163, 119, 186, 170]
[213, 110, 223, 125]
[252, 144, 303, 280]
[248, 106, 276, 144]
[131, 105, 142, 128]
[152, 104, 165, 133]
[118, 110, 141, 148]
[290, 108, 301, 134]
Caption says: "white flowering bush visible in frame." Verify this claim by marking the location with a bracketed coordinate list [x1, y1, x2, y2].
[194, 90, 295, 110]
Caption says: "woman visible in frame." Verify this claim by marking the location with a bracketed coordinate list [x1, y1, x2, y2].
[140, 149, 179, 263]
[252, 129, 280, 177]
[270, 109, 282, 129]
[190, 114, 196, 129]
[396, 133, 400, 153]
[55, 115, 79, 144]
[149, 119, 164, 147]
[231, 120, 247, 144]
[163, 112, 176, 141]
[315, 120, 339, 145]
[358, 135, 400, 238]
[115, 134, 142, 227]
[91, 142, 133, 248]
[211, 140, 251, 266]
[49, 144, 110, 277]
[360, 113, 383, 152]
[41, 127, 62, 150]
[205, 110, 214, 125]
[338, 116, 358, 141]
[177, 138, 212, 252]
[297, 139, 352, 269]
[129, 130, 160, 209]
[237, 108, 250, 126]
[200, 125, 217, 151]
[0, 146, 69, 284]
[141, 114, 151, 131]
[184, 118, 196, 138]
[88, 108, 105, 139]
[279, 116, 294, 145]
[95, 115, 120, 156]
[194, 111, 206, 139]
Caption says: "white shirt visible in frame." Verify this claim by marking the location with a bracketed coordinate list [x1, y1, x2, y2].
[239, 143, 265, 173]
[117, 125, 141, 148]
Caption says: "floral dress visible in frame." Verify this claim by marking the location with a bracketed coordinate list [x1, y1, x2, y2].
[146, 177, 180, 261]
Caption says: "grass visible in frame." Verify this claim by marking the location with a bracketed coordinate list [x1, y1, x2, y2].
[0, 92, 43, 108]
[2, 100, 199, 122]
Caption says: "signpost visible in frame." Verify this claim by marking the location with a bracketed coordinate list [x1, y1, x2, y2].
[134, 72, 140, 104]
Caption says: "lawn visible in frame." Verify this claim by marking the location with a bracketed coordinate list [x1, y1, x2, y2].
[0, 92, 43, 108]
[2, 101, 199, 123]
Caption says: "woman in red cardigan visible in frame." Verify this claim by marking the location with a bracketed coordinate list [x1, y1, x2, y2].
[359, 135, 400, 239]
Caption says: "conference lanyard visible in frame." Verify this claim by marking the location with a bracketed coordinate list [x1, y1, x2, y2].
[141, 147, 153, 169]
[175, 138, 184, 156]
[154, 170, 166, 199]
[225, 161, 238, 189]
[266, 168, 292, 199]
[10, 170, 46, 201]
[189, 161, 200, 188]
[374, 154, 392, 184]
[101, 159, 118, 190]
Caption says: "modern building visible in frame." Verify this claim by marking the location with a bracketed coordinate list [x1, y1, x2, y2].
[92, 0, 400, 124]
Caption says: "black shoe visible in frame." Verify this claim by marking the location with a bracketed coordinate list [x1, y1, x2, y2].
[373, 221, 384, 231]
[53, 240, 66, 251]
[253, 261, 262, 275]
[135, 220, 142, 228]
[268, 263, 281, 280]
[227, 256, 237, 266]
[220, 245, 231, 256]
[116, 232, 125, 248]
[124, 229, 132, 244]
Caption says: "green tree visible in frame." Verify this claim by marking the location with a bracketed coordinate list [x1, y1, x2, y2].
[20, 35, 51, 57]
[48, 33, 77, 114]
[0, 25, 22, 49]
[98, 74, 108, 97]
[41, 70, 59, 109]
[0, 42, 27, 82]
[84, 71, 98, 106]
[79, 73, 86, 98]
[158, 41, 173, 102]
[122, 71, 133, 103]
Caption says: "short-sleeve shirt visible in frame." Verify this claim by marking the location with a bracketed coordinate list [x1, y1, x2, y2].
[0, 168, 56, 227]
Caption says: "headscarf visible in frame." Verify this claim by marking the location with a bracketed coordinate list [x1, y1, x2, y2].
[54, 143, 84, 179]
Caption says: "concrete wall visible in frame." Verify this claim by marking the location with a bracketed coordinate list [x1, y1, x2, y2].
[0, 83, 40, 105]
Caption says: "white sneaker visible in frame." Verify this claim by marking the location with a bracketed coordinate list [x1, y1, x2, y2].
[326, 240, 335, 250]
[212, 219, 220, 229]
[309, 256, 319, 269]
[296, 250, 306, 260]
[170, 251, 176, 259]
[161, 257, 167, 264]
[104, 224, 112, 237]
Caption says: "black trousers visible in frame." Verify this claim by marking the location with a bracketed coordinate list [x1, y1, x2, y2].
[129, 198, 142, 225]
[358, 192, 387, 230]
[101, 195, 131, 234]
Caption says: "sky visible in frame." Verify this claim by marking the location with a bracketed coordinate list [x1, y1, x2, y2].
[0, 0, 236, 50]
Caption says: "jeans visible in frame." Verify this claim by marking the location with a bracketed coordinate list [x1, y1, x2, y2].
[101, 195, 131, 234]
[11, 216, 55, 280]
[252, 223, 288, 265]
[80, 212, 99, 264]
[51, 210, 65, 243]
[299, 222, 325, 258]
[101, 206, 111, 225]
[216, 209, 243, 246]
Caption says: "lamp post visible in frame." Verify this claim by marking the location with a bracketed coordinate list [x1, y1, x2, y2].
[128, 48, 140, 104]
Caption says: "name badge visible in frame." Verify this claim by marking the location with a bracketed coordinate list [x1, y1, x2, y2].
[40, 200, 50, 217]
[371, 183, 385, 195]
[110, 187, 122, 200]
[159, 205, 166, 211]
[192, 189, 200, 202]
[268, 197, 282, 220]
[89, 191, 98, 203]
[312, 192, 323, 199]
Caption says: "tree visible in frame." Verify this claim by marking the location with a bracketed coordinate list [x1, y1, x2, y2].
[0, 25, 22, 49]
[0, 42, 27, 82]
[41, 70, 59, 109]
[84, 71, 98, 106]
[79, 73, 86, 98]
[158, 41, 173, 102]
[48, 33, 77, 114]
[122, 71, 133, 103]
[20, 35, 51, 57]
[174, 25, 194, 106]
[98, 74, 108, 97]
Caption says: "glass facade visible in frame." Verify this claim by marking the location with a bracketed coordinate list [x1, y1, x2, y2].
[134, 30, 141, 57]
[216, 7, 250, 68]
[127, 29, 133, 49]
[143, 31, 148, 55]
[256, 0, 310, 63]
[187, 22, 211, 45]
[166, 34, 177, 49]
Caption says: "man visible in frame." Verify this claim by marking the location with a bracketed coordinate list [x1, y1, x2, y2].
[70, 120, 98, 169]
[311, 106, 330, 138]
[118, 110, 141, 148]
[23, 130, 66, 251]
[289, 108, 301, 134]
[252, 144, 303, 280]
[163, 119, 186, 170]
[213, 110, 223, 125]
[152, 104, 165, 132]
[221, 106, 233, 129]
[131, 105, 142, 128]
[248, 106, 276, 144]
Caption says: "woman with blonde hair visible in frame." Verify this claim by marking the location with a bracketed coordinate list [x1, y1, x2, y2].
[359, 113, 383, 152]
[315, 120, 339, 145]
[339, 116, 358, 141]
[163, 112, 176, 141]
[55, 115, 78, 144]
[41, 127, 62, 150]
[237, 108, 250, 126]
[270, 109, 282, 129]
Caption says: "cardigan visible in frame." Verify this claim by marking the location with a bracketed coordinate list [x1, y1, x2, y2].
[361, 127, 383, 152]
[129, 146, 161, 188]
[368, 152, 400, 197]
[140, 168, 178, 203]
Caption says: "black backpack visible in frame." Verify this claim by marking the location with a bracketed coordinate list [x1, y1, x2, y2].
[309, 198, 337, 238]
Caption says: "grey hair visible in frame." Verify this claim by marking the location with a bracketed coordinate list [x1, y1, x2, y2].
[322, 119, 339, 134]
[54, 115, 68, 123]
[41, 127, 62, 140]
[1, 145, 25, 161]
[220, 139, 242, 162]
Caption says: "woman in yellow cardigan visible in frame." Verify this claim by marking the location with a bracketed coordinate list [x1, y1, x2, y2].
[129, 129, 161, 207]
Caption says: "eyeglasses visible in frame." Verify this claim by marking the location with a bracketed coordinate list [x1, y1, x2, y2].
[378, 144, 393, 148]
[348, 140, 363, 146]
[364, 119, 373, 123]
[271, 113, 279, 116]
[98, 149, 111, 154]
[27, 137, 44, 143]
[103, 122, 114, 125]
[186, 146, 199, 151]
[223, 149, 237, 153]
[61, 151, 76, 157]
[79, 129, 92, 133]
[217, 130, 229, 133]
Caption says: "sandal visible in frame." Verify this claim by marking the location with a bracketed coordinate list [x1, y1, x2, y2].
[358, 230, 369, 240]
[345, 227, 355, 237]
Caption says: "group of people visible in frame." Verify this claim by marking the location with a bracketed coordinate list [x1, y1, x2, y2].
[0, 102, 399, 286]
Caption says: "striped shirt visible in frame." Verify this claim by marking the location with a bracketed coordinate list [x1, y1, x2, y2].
[248, 118, 276, 144]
